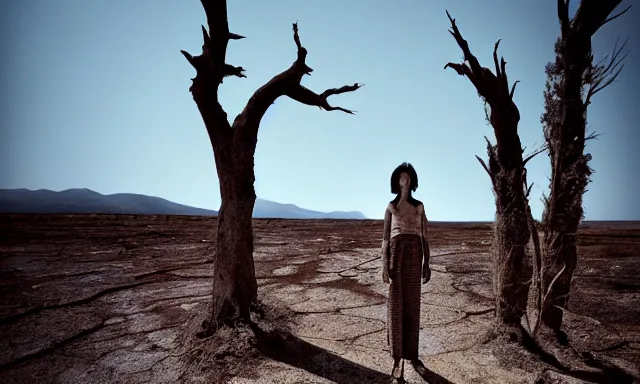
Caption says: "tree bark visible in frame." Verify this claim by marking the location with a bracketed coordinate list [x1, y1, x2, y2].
[541, 0, 629, 332]
[211, 151, 258, 326]
[444, 12, 532, 335]
[181, 0, 361, 332]
[492, 167, 531, 328]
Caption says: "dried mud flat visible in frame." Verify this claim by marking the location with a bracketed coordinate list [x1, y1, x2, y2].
[1, 215, 639, 384]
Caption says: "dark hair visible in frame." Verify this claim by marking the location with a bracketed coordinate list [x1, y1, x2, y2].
[390, 162, 418, 194]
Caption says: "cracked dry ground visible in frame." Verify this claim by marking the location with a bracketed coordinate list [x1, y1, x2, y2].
[1, 215, 639, 384]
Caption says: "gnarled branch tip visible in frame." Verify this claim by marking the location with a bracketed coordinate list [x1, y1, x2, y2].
[446, 10, 454, 24]
[223, 64, 247, 79]
[229, 32, 246, 40]
[510, 80, 520, 98]
[444, 62, 466, 76]
[181, 50, 196, 69]
[475, 155, 492, 178]
[600, 4, 632, 29]
[201, 25, 210, 44]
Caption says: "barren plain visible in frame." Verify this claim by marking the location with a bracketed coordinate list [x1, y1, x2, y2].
[0, 215, 639, 383]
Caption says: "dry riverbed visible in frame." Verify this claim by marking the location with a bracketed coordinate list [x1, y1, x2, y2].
[1, 215, 639, 383]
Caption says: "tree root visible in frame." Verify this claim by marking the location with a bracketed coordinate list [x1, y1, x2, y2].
[522, 326, 636, 384]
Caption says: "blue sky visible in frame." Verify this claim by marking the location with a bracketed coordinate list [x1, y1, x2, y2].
[1, 0, 638, 221]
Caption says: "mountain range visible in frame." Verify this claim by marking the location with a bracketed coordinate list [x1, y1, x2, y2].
[0, 188, 366, 219]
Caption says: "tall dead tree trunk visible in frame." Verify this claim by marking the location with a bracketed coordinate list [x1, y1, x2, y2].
[181, 0, 361, 332]
[540, 0, 629, 333]
[444, 12, 536, 336]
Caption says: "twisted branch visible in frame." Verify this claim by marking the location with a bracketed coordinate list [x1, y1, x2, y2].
[181, 2, 362, 148]
[444, 12, 518, 104]
[523, 144, 549, 166]
[444, 10, 523, 168]
[233, 22, 363, 141]
[584, 37, 629, 107]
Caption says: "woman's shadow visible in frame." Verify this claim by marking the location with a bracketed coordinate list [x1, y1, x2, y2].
[249, 322, 454, 384]
[410, 359, 455, 384]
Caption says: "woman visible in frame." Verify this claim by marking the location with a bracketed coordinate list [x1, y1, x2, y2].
[381, 162, 431, 382]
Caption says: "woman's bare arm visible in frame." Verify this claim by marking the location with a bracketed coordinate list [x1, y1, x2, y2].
[381, 206, 392, 272]
[420, 204, 431, 280]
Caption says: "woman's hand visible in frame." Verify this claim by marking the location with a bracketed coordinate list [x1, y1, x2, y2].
[382, 267, 390, 284]
[422, 268, 431, 284]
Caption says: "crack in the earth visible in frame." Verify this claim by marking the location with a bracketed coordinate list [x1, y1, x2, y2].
[112, 294, 210, 316]
[133, 259, 213, 280]
[469, 356, 492, 376]
[348, 327, 386, 343]
[591, 341, 630, 352]
[128, 350, 189, 375]
[28, 269, 103, 283]
[432, 251, 483, 258]
[0, 319, 106, 371]
[421, 307, 495, 328]
[421, 301, 467, 311]
[338, 270, 359, 278]
[451, 282, 493, 302]
[337, 312, 386, 325]
[162, 273, 212, 279]
[297, 334, 348, 342]
[292, 301, 386, 315]
[0, 281, 155, 326]
[427, 339, 484, 357]
[442, 268, 489, 274]
[4, 317, 185, 371]
[82, 322, 183, 350]
[316, 256, 378, 275]
[351, 342, 391, 353]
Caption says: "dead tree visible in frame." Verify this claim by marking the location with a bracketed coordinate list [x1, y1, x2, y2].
[444, 11, 536, 337]
[181, 0, 361, 332]
[540, 0, 630, 333]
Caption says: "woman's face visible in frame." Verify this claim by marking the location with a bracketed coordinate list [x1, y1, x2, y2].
[399, 172, 411, 192]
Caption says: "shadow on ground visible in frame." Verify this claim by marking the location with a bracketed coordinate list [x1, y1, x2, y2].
[522, 329, 636, 384]
[249, 322, 455, 384]
[251, 322, 392, 384]
[251, 322, 454, 384]
[411, 359, 455, 384]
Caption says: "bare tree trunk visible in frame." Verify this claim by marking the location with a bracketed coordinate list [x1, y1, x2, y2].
[492, 168, 532, 328]
[541, 0, 629, 332]
[181, 0, 361, 333]
[210, 151, 258, 325]
[444, 12, 535, 336]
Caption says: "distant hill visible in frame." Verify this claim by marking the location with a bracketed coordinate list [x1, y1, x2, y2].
[253, 198, 366, 220]
[0, 188, 217, 216]
[0, 189, 366, 219]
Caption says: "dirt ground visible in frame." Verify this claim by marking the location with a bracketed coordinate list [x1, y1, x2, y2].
[0, 214, 639, 384]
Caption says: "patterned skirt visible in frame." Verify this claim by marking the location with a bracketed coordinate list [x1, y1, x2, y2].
[387, 234, 422, 360]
